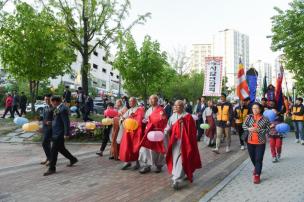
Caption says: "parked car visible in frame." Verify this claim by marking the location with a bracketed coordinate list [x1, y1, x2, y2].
[26, 100, 47, 115]
[93, 100, 106, 114]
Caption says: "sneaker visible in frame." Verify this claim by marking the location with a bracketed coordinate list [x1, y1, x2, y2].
[295, 139, 300, 143]
[240, 145, 245, 150]
[226, 146, 230, 153]
[272, 157, 278, 163]
[172, 181, 179, 190]
[212, 148, 220, 154]
[301, 140, 304, 145]
[277, 154, 281, 161]
[253, 175, 260, 184]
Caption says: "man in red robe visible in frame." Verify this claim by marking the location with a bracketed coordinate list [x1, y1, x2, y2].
[138, 95, 168, 174]
[165, 100, 202, 190]
[120, 97, 145, 170]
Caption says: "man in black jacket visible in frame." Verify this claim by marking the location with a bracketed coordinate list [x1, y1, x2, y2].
[44, 96, 78, 176]
[63, 86, 72, 107]
[40, 94, 53, 165]
[196, 96, 206, 141]
[19, 92, 27, 116]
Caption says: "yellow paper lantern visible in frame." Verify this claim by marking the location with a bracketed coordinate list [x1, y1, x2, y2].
[85, 122, 96, 130]
[22, 122, 40, 132]
[102, 118, 114, 126]
[123, 118, 138, 131]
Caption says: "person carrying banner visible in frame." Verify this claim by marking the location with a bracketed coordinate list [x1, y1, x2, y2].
[212, 93, 234, 153]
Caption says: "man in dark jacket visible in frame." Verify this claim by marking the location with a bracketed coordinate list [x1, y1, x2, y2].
[40, 94, 53, 165]
[63, 86, 72, 107]
[196, 96, 206, 141]
[20, 92, 27, 116]
[44, 96, 78, 176]
[12, 90, 21, 118]
[163, 99, 172, 118]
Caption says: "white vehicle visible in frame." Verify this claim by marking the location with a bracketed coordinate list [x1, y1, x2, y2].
[26, 100, 47, 114]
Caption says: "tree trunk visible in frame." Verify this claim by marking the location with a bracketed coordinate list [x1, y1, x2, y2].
[81, 1, 90, 95]
[29, 81, 35, 112]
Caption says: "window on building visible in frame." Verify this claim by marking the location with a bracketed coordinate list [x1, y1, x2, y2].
[93, 64, 98, 69]
[93, 51, 98, 56]
[102, 68, 106, 73]
[110, 72, 113, 76]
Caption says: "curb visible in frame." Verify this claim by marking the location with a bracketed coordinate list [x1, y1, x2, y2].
[199, 158, 250, 202]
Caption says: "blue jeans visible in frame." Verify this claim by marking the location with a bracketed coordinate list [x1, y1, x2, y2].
[293, 121, 304, 140]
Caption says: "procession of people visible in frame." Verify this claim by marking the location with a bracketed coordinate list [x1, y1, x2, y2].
[1, 85, 302, 188]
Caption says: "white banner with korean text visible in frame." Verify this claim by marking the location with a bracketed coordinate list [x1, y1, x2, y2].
[203, 57, 223, 97]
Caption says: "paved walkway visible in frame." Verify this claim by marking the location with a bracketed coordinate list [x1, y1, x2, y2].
[207, 136, 304, 202]
[0, 135, 247, 202]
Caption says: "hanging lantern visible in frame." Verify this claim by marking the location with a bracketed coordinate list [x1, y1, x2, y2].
[102, 118, 114, 126]
[22, 122, 40, 132]
[123, 118, 138, 131]
[200, 123, 210, 130]
[85, 122, 96, 130]
[147, 131, 164, 142]
[104, 109, 119, 118]
[70, 106, 78, 112]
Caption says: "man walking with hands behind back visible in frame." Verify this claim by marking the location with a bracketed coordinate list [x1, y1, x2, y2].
[44, 96, 78, 176]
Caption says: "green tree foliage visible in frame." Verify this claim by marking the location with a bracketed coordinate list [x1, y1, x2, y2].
[114, 34, 168, 104]
[0, 2, 75, 111]
[271, 0, 304, 94]
[49, 0, 151, 94]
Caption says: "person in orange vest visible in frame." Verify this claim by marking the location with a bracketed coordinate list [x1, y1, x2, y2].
[212, 93, 234, 153]
[234, 97, 250, 150]
[291, 98, 304, 144]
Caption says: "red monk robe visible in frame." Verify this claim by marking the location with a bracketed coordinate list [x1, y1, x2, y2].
[166, 113, 202, 182]
[140, 106, 168, 154]
[119, 107, 145, 162]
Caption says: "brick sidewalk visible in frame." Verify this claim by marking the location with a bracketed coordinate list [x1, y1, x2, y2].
[210, 136, 304, 202]
[0, 135, 247, 202]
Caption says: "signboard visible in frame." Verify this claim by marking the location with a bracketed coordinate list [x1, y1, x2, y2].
[203, 57, 223, 97]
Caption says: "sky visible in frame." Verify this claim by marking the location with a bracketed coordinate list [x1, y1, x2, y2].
[127, 0, 291, 66]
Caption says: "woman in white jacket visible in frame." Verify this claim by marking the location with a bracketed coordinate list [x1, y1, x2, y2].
[202, 100, 216, 147]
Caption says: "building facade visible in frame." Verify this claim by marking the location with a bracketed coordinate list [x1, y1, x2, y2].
[189, 44, 212, 72]
[212, 29, 249, 88]
[252, 60, 272, 96]
[51, 47, 124, 96]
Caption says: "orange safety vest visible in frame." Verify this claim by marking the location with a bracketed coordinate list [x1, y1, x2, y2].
[235, 108, 248, 124]
[217, 105, 230, 121]
[292, 106, 304, 121]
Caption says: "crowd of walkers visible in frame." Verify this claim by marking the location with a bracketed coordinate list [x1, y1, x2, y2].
[1, 91, 27, 118]
[1, 87, 303, 188]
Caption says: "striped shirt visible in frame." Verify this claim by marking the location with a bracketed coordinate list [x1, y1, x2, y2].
[243, 114, 270, 144]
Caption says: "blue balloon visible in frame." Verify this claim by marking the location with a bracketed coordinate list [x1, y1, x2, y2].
[263, 110, 276, 122]
[14, 117, 29, 126]
[275, 123, 290, 134]
[70, 106, 78, 112]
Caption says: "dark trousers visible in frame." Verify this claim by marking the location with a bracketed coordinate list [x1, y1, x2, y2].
[2, 106, 13, 118]
[49, 137, 76, 171]
[12, 106, 21, 117]
[42, 128, 52, 161]
[100, 126, 112, 151]
[235, 123, 245, 146]
[247, 143, 266, 175]
[197, 119, 204, 141]
[20, 106, 26, 116]
[83, 109, 93, 122]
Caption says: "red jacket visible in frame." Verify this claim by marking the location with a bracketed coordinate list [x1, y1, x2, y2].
[5, 96, 13, 108]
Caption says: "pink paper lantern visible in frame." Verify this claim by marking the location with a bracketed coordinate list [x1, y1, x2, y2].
[147, 131, 164, 142]
[99, 90, 104, 96]
[192, 114, 199, 121]
[104, 109, 119, 118]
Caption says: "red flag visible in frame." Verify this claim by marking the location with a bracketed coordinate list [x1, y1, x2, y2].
[236, 59, 250, 100]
